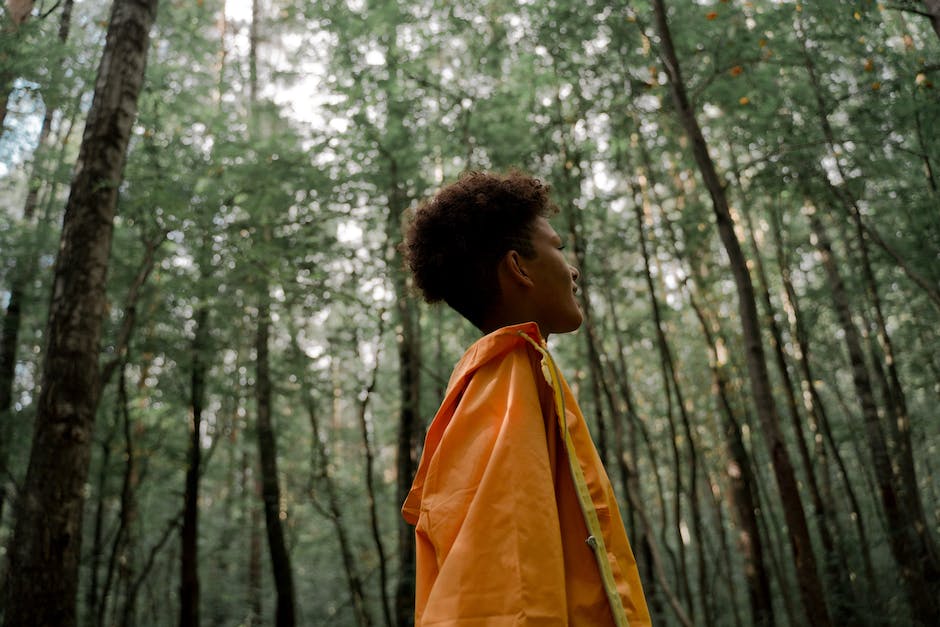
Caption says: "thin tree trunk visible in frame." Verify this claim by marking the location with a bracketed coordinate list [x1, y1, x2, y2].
[636, 126, 774, 627]
[247, 0, 295, 621]
[631, 199, 694, 617]
[0, 0, 74, 527]
[768, 206, 878, 597]
[707, 472, 745, 627]
[85, 407, 118, 627]
[649, 2, 832, 623]
[255, 295, 296, 627]
[180, 306, 208, 627]
[620, 454, 693, 627]
[306, 384, 372, 627]
[96, 365, 138, 627]
[245, 450, 262, 627]
[685, 284, 775, 627]
[2, 0, 159, 624]
[354, 329, 393, 627]
[809, 209, 940, 624]
[737, 200, 857, 616]
[117, 368, 139, 627]
[797, 16, 940, 314]
[384, 160, 422, 627]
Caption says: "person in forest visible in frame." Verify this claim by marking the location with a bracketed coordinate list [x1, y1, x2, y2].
[400, 170, 650, 626]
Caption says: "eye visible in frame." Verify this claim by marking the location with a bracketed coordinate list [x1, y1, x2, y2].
[557, 244, 566, 251]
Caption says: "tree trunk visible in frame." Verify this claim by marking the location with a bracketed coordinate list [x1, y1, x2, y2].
[0, 0, 74, 528]
[306, 382, 373, 627]
[631, 199, 694, 617]
[2, 0, 158, 624]
[685, 283, 775, 627]
[245, 451, 263, 627]
[769, 205, 879, 597]
[354, 332, 393, 627]
[255, 295, 296, 627]
[809, 209, 940, 625]
[247, 0, 295, 621]
[383, 155, 422, 627]
[737, 201, 858, 617]
[85, 406, 118, 627]
[707, 472, 745, 627]
[649, 2, 832, 623]
[922, 0, 940, 42]
[180, 306, 208, 627]
[116, 368, 140, 627]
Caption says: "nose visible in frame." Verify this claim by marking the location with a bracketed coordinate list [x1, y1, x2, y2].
[570, 264, 580, 282]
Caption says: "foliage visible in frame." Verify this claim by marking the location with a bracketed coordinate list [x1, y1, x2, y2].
[1, 0, 938, 625]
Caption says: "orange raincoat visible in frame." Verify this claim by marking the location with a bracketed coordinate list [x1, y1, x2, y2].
[402, 323, 650, 626]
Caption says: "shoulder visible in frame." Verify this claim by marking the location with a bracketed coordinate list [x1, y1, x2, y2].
[448, 322, 546, 384]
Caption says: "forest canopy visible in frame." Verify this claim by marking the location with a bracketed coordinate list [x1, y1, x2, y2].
[1, 0, 939, 626]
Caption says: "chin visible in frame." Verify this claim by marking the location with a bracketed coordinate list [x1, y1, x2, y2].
[553, 312, 584, 335]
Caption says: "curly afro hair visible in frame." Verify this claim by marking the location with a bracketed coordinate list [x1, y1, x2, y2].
[404, 170, 558, 329]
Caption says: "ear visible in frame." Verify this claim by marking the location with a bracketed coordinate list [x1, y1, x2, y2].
[500, 250, 534, 288]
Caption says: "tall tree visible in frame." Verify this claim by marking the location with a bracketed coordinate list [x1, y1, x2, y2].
[2, 0, 159, 625]
[0, 0, 74, 525]
[809, 207, 940, 625]
[648, 1, 832, 624]
[180, 305, 209, 627]
[248, 1, 295, 625]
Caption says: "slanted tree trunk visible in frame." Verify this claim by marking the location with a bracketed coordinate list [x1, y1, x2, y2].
[85, 403, 119, 626]
[353, 330, 393, 627]
[2, 0, 159, 624]
[809, 208, 940, 625]
[769, 206, 878, 597]
[116, 368, 140, 627]
[921, 0, 940, 42]
[305, 377, 372, 627]
[636, 125, 775, 627]
[688, 292, 775, 627]
[0, 0, 74, 527]
[630, 199, 693, 617]
[736, 199, 857, 617]
[650, 2, 831, 624]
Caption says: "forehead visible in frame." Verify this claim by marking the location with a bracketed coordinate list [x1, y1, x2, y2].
[531, 216, 560, 241]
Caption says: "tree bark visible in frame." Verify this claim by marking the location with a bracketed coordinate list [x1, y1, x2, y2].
[631, 199, 694, 616]
[354, 331, 393, 627]
[247, 0, 295, 621]
[682, 276, 775, 627]
[769, 206, 878, 597]
[2, 0, 158, 625]
[245, 450, 263, 627]
[180, 306, 208, 627]
[0, 0, 74, 528]
[255, 295, 296, 627]
[649, 2, 832, 624]
[306, 380, 373, 627]
[649, 149, 777, 626]
[809, 209, 940, 625]
[922, 0, 940, 41]
[737, 201, 859, 617]
[390, 191, 422, 627]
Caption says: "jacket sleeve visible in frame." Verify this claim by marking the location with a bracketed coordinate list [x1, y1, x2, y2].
[414, 349, 569, 626]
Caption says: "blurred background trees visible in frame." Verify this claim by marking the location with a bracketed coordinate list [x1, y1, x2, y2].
[0, 0, 938, 625]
